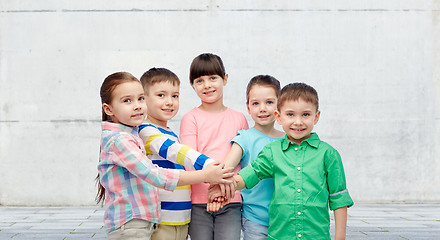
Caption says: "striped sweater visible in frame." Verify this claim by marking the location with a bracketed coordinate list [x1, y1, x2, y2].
[138, 123, 213, 225]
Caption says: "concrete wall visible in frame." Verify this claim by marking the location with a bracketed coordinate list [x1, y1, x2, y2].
[0, 1, 439, 205]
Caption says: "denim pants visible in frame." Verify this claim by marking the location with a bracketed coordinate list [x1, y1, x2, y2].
[188, 203, 241, 240]
[241, 216, 268, 240]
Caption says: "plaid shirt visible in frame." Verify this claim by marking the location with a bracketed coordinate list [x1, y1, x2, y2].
[98, 122, 180, 233]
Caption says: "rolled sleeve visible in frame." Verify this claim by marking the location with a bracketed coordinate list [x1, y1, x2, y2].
[329, 190, 354, 210]
[239, 165, 261, 189]
[326, 149, 354, 210]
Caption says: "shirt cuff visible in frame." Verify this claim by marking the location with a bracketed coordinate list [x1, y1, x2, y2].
[329, 190, 354, 210]
[162, 169, 180, 191]
[238, 166, 260, 189]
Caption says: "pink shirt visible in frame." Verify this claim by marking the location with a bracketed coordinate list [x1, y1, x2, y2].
[180, 107, 249, 204]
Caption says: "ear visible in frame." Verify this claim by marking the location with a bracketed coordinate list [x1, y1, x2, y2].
[246, 103, 251, 114]
[314, 110, 321, 125]
[103, 103, 114, 117]
[223, 74, 228, 86]
[274, 110, 282, 125]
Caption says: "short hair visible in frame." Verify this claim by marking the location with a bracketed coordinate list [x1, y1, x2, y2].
[278, 83, 319, 111]
[140, 67, 180, 95]
[246, 75, 281, 103]
[189, 53, 226, 85]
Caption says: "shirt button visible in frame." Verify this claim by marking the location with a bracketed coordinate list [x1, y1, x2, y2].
[294, 147, 298, 151]
[297, 189, 301, 193]
[298, 212, 301, 215]
[297, 167, 301, 171]
[298, 234, 302, 238]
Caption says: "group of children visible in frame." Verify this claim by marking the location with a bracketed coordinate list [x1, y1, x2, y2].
[96, 53, 354, 240]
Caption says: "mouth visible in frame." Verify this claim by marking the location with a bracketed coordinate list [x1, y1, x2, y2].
[203, 90, 216, 95]
[162, 109, 174, 113]
[132, 113, 144, 118]
[258, 114, 270, 119]
[291, 128, 305, 132]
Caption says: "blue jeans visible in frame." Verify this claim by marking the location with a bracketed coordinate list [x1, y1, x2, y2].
[241, 216, 268, 240]
[188, 203, 241, 240]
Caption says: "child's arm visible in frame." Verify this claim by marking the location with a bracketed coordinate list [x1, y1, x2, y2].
[334, 207, 348, 240]
[177, 162, 234, 186]
[211, 143, 244, 200]
[139, 125, 214, 170]
[224, 143, 243, 169]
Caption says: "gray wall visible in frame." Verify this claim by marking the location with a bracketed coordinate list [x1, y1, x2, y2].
[1, 1, 439, 205]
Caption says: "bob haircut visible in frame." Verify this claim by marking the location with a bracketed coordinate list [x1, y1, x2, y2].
[189, 53, 226, 85]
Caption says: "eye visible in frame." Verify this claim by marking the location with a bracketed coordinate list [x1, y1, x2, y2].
[303, 113, 310, 117]
[139, 96, 145, 101]
[158, 94, 165, 98]
[252, 102, 259, 106]
[123, 98, 131, 103]
[196, 79, 203, 84]
[267, 101, 274, 104]
[287, 113, 294, 117]
[210, 76, 218, 81]
[172, 94, 179, 99]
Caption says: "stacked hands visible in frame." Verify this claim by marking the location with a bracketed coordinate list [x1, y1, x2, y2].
[206, 162, 237, 212]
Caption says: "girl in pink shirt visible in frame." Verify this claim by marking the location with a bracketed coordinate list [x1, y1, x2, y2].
[180, 53, 249, 240]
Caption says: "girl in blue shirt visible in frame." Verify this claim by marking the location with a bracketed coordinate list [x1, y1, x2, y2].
[210, 75, 284, 240]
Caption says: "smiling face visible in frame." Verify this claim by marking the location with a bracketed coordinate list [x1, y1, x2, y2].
[192, 74, 227, 105]
[275, 98, 320, 145]
[145, 81, 180, 127]
[247, 85, 278, 128]
[103, 81, 147, 127]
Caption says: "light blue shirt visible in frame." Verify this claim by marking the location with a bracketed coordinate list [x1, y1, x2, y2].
[232, 128, 283, 226]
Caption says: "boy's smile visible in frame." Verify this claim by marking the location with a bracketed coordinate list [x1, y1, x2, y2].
[145, 81, 180, 127]
[275, 98, 320, 145]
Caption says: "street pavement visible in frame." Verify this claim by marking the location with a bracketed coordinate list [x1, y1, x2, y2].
[0, 203, 439, 239]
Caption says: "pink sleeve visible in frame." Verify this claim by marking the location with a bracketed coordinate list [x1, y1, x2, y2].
[179, 112, 198, 150]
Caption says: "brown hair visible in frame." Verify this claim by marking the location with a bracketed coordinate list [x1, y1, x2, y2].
[278, 83, 319, 111]
[140, 67, 180, 95]
[189, 53, 226, 85]
[246, 75, 281, 104]
[96, 72, 139, 205]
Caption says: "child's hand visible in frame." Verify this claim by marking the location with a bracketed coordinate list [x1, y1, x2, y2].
[203, 162, 234, 184]
[207, 196, 228, 212]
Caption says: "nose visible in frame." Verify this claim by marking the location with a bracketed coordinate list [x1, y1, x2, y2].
[134, 100, 142, 110]
[293, 116, 301, 125]
[203, 80, 212, 88]
[165, 96, 173, 105]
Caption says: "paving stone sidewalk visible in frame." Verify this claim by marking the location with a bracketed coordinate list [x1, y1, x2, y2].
[0, 203, 439, 239]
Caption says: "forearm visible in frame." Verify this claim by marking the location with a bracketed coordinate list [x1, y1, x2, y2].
[234, 175, 246, 191]
[224, 143, 243, 169]
[334, 207, 348, 240]
[177, 170, 206, 186]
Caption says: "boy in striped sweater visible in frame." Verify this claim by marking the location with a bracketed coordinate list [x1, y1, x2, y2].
[138, 67, 217, 240]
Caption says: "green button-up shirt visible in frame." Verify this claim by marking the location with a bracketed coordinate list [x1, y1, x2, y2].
[239, 133, 353, 240]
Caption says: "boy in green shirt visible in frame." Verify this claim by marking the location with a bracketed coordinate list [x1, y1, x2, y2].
[208, 82, 353, 240]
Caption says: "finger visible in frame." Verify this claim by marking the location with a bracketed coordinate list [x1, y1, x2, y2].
[225, 183, 231, 200]
[219, 184, 225, 196]
[223, 172, 235, 178]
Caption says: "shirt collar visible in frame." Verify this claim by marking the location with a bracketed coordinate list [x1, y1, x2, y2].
[102, 121, 139, 136]
[281, 132, 320, 150]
